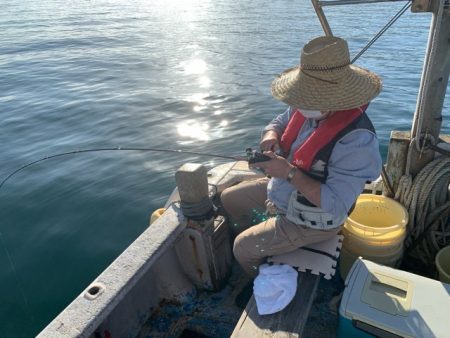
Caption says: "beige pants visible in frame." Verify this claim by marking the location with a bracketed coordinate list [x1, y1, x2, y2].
[221, 178, 340, 276]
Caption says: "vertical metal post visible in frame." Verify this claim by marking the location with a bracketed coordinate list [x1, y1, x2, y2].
[311, 0, 334, 36]
[408, 0, 450, 177]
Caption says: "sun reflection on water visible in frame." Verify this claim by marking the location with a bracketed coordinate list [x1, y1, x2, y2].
[177, 121, 211, 141]
[193, 105, 206, 112]
[199, 75, 211, 88]
[186, 92, 209, 106]
[180, 58, 207, 75]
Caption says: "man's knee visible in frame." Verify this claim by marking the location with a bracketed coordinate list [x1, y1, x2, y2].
[232, 233, 245, 261]
[233, 231, 264, 276]
[220, 186, 236, 213]
[221, 185, 252, 224]
[233, 231, 258, 260]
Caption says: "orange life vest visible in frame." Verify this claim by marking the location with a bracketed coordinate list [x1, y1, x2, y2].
[279, 104, 369, 172]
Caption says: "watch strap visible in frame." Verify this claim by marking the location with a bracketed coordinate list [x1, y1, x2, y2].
[286, 166, 297, 183]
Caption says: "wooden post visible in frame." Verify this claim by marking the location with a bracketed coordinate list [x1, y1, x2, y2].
[175, 163, 213, 220]
[174, 163, 232, 291]
[385, 131, 450, 194]
[385, 131, 410, 193]
[408, 0, 450, 177]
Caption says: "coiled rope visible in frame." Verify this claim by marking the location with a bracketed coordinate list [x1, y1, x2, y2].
[180, 196, 216, 221]
[394, 0, 449, 265]
[396, 155, 450, 263]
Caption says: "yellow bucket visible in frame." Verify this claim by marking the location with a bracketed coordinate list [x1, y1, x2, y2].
[339, 244, 404, 280]
[342, 227, 405, 256]
[435, 245, 450, 284]
[150, 208, 166, 225]
[340, 194, 408, 280]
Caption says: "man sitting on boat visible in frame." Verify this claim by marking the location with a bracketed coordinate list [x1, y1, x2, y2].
[221, 36, 383, 276]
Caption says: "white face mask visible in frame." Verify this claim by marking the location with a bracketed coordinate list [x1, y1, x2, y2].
[300, 109, 324, 119]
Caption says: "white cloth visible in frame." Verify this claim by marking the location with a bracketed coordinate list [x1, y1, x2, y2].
[253, 264, 298, 315]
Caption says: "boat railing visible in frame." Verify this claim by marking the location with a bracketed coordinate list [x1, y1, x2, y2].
[318, 0, 409, 6]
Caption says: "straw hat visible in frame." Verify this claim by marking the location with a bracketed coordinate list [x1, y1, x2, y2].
[271, 36, 382, 111]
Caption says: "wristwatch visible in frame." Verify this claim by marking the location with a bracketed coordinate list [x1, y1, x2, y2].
[286, 166, 297, 183]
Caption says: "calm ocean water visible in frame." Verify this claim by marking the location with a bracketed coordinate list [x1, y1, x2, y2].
[0, 0, 448, 336]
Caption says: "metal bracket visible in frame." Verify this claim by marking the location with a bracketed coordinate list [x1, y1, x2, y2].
[411, 0, 433, 12]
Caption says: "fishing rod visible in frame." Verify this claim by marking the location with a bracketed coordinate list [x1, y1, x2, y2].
[0, 145, 270, 325]
[0, 147, 270, 192]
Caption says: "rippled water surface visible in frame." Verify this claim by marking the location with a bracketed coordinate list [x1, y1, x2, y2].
[0, 0, 448, 336]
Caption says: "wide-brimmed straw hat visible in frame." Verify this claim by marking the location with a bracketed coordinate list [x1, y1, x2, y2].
[271, 36, 382, 111]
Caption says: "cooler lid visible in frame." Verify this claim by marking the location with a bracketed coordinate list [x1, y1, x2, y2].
[360, 270, 413, 316]
[341, 259, 450, 338]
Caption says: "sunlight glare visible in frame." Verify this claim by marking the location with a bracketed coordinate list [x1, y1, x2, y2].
[177, 121, 211, 141]
[186, 93, 209, 106]
[193, 105, 206, 112]
[181, 59, 207, 75]
[199, 76, 211, 88]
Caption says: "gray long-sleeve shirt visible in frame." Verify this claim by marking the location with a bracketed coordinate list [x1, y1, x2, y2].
[264, 107, 382, 218]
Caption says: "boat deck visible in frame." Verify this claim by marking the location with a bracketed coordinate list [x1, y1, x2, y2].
[138, 260, 345, 338]
[232, 272, 320, 338]
[138, 264, 249, 337]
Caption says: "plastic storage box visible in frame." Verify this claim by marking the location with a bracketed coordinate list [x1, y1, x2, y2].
[338, 258, 450, 338]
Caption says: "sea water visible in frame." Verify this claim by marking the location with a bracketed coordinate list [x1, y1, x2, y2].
[0, 0, 447, 336]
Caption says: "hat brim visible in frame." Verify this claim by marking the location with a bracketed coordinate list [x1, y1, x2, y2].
[271, 65, 382, 111]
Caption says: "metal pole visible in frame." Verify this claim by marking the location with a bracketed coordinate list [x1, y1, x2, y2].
[319, 0, 408, 6]
[311, 0, 333, 36]
[408, 0, 450, 177]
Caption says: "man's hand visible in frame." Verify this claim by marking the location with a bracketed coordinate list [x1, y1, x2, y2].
[252, 152, 321, 206]
[260, 130, 280, 152]
[250, 151, 292, 178]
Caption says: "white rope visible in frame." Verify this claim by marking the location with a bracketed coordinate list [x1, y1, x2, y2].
[396, 156, 450, 263]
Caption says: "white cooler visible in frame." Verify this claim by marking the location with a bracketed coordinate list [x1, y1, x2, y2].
[338, 258, 450, 338]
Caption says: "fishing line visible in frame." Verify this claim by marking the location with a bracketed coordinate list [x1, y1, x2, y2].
[0, 146, 242, 326]
[0, 147, 242, 192]
[0, 232, 34, 325]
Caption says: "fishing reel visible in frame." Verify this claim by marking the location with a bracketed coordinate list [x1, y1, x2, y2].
[245, 148, 272, 164]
